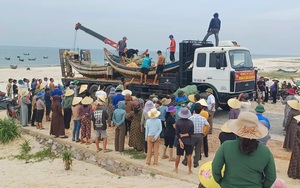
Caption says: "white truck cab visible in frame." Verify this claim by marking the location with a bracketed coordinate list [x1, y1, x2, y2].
[191, 41, 256, 109]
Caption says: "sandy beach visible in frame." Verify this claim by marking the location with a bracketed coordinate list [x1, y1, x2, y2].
[0, 57, 300, 187]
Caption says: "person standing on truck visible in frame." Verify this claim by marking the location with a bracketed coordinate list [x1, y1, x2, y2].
[153, 50, 166, 84]
[206, 88, 215, 135]
[140, 54, 151, 84]
[202, 13, 221, 47]
[167, 35, 176, 62]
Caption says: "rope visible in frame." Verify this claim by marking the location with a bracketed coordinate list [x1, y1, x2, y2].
[73, 30, 78, 50]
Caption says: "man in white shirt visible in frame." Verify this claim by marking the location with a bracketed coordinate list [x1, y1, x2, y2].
[238, 93, 251, 112]
[42, 77, 49, 87]
[95, 85, 107, 101]
[205, 88, 215, 134]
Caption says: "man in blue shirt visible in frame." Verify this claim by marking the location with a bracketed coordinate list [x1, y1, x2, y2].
[202, 13, 221, 46]
[140, 54, 151, 84]
[51, 83, 63, 103]
[112, 87, 125, 109]
[255, 105, 271, 130]
[117, 36, 127, 57]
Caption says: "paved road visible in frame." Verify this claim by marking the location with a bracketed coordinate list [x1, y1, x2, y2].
[213, 110, 285, 141]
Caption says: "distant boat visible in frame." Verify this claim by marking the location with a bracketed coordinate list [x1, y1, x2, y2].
[5, 57, 10, 60]
[277, 69, 298, 73]
[28, 58, 36, 61]
[23, 53, 30, 55]
[17, 56, 20, 58]
[10, 65, 18, 69]
[19, 58, 24, 62]
[43, 56, 48, 59]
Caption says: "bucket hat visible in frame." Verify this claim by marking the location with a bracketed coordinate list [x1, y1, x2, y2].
[122, 89, 132, 96]
[161, 98, 171, 105]
[227, 112, 268, 139]
[254, 105, 265, 113]
[36, 92, 44, 99]
[167, 106, 176, 113]
[205, 88, 213, 93]
[147, 108, 161, 119]
[178, 107, 192, 119]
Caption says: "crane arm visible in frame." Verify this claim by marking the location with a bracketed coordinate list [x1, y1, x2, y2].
[75, 23, 118, 49]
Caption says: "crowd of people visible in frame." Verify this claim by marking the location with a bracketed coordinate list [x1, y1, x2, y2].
[4, 74, 300, 187]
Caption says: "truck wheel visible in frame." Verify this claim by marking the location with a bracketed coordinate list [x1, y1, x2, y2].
[89, 84, 99, 100]
[220, 104, 230, 111]
[105, 85, 113, 96]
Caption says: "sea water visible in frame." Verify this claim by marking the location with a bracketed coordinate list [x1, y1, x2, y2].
[0, 46, 297, 68]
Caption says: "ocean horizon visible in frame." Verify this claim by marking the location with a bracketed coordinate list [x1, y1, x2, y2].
[0, 45, 298, 68]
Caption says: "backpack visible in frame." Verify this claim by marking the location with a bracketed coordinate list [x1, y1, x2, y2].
[93, 109, 103, 129]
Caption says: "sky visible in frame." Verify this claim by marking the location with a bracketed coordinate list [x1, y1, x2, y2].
[1, 0, 300, 55]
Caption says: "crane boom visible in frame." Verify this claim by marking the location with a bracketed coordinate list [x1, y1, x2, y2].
[75, 23, 118, 49]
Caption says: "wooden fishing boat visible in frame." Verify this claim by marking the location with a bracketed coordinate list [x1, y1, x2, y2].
[277, 69, 298, 73]
[104, 48, 185, 77]
[5, 57, 10, 60]
[28, 58, 36, 61]
[10, 65, 18, 69]
[66, 58, 108, 78]
[43, 56, 48, 59]
[19, 58, 24, 62]
[23, 53, 30, 55]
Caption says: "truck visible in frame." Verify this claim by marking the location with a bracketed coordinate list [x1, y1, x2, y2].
[60, 23, 256, 110]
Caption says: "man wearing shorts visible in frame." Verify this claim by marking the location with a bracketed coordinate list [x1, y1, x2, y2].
[92, 101, 109, 152]
[167, 35, 176, 62]
[174, 107, 194, 174]
[257, 76, 266, 104]
[140, 54, 151, 84]
[153, 50, 165, 84]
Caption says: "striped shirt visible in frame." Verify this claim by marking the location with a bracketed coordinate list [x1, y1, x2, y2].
[189, 114, 209, 134]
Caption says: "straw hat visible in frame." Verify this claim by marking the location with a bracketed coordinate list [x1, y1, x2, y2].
[178, 107, 192, 119]
[72, 97, 82, 105]
[161, 98, 171, 105]
[272, 78, 279, 82]
[122, 89, 132, 96]
[221, 122, 232, 133]
[79, 84, 88, 94]
[227, 112, 268, 139]
[197, 98, 208, 107]
[188, 94, 195, 102]
[152, 97, 159, 103]
[227, 98, 241, 109]
[147, 108, 161, 119]
[97, 95, 106, 102]
[65, 89, 74, 97]
[81, 96, 93, 105]
[287, 100, 300, 110]
[294, 115, 300, 122]
[144, 101, 154, 112]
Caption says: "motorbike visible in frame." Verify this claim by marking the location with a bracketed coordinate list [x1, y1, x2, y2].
[6, 98, 20, 119]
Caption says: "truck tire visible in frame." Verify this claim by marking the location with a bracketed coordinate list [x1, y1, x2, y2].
[105, 85, 113, 96]
[220, 104, 230, 111]
[89, 84, 99, 100]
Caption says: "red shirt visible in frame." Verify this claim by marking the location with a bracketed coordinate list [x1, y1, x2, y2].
[170, 39, 176, 52]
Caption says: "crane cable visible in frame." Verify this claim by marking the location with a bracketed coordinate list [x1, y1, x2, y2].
[73, 30, 78, 51]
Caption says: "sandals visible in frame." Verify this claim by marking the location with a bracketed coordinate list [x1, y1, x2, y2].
[60, 136, 68, 139]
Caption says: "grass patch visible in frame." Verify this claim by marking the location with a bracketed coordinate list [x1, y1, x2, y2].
[123, 149, 146, 160]
[0, 118, 20, 144]
[150, 172, 156, 178]
[16, 140, 57, 163]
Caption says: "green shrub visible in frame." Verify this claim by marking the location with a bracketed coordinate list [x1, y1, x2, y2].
[62, 150, 72, 170]
[34, 148, 57, 162]
[0, 118, 20, 144]
[17, 140, 32, 163]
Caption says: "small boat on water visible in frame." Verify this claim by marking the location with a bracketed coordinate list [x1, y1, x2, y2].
[10, 65, 18, 69]
[5, 57, 10, 60]
[28, 58, 36, 61]
[104, 48, 188, 77]
[23, 53, 30, 55]
[17, 56, 20, 58]
[277, 69, 298, 73]
[19, 58, 24, 62]
[43, 56, 48, 59]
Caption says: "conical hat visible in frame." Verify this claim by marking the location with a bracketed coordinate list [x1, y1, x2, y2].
[65, 89, 74, 97]
[72, 97, 82, 105]
[188, 94, 195, 102]
[81, 96, 93, 105]
[287, 100, 300, 110]
[227, 98, 241, 109]
[79, 84, 88, 94]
